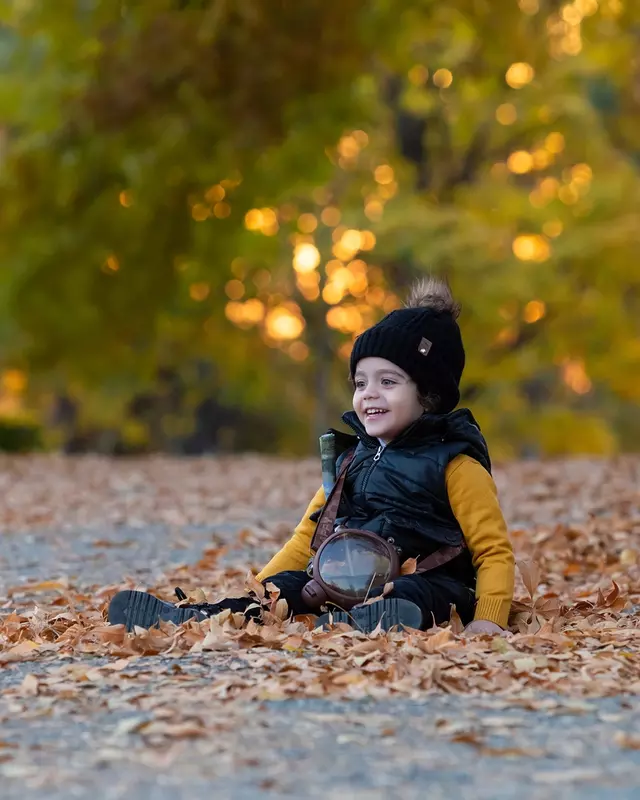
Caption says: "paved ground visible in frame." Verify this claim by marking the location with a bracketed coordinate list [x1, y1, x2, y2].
[1, 519, 640, 799]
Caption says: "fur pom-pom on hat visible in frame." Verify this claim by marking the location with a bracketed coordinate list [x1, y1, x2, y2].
[350, 275, 465, 414]
[405, 277, 461, 319]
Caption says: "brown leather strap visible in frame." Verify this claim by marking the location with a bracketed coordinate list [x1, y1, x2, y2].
[415, 543, 466, 573]
[311, 449, 356, 550]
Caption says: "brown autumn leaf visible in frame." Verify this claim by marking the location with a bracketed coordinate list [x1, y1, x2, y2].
[3, 453, 640, 707]
[516, 558, 541, 601]
[400, 557, 418, 576]
[245, 571, 266, 601]
[265, 582, 281, 601]
[185, 587, 207, 604]
[274, 599, 289, 620]
[448, 605, 464, 635]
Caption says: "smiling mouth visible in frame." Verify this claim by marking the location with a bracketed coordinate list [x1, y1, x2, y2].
[364, 409, 389, 419]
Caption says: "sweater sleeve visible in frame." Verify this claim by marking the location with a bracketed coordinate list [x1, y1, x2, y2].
[445, 455, 514, 628]
[255, 485, 326, 582]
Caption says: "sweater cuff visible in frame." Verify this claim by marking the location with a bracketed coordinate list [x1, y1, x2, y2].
[473, 596, 511, 629]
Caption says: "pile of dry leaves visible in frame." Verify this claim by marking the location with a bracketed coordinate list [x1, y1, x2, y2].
[1, 454, 640, 701]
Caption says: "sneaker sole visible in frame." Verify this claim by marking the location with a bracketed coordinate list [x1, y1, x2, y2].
[316, 598, 423, 633]
[108, 590, 206, 631]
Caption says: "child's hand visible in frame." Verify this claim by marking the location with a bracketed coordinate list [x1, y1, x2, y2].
[463, 619, 506, 636]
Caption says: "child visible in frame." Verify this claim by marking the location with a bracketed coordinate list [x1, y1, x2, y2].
[109, 278, 514, 635]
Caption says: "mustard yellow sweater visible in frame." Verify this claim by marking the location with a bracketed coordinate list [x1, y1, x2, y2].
[256, 454, 514, 628]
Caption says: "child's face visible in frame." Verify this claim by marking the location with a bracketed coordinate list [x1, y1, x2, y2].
[352, 357, 424, 443]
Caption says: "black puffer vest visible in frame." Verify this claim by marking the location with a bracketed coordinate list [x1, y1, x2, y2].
[319, 408, 492, 585]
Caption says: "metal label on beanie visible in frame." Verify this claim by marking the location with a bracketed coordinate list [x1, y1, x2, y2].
[418, 337, 432, 356]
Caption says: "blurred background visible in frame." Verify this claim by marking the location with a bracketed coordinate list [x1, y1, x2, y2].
[0, 0, 638, 459]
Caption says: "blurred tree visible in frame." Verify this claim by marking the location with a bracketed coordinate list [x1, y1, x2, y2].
[0, 0, 639, 455]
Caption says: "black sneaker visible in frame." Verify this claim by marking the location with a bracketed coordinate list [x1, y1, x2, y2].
[316, 598, 423, 633]
[108, 587, 225, 631]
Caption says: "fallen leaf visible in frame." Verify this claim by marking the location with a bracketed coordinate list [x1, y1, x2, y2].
[400, 557, 417, 576]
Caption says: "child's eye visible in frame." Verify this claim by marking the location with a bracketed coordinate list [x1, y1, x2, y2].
[381, 379, 396, 386]
[355, 381, 366, 389]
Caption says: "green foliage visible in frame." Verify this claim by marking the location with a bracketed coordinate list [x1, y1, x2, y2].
[0, 0, 639, 454]
[0, 416, 42, 452]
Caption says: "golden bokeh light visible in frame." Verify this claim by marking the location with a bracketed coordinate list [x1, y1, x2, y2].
[225, 279, 245, 300]
[523, 300, 546, 323]
[325, 259, 341, 277]
[225, 302, 244, 325]
[189, 282, 210, 301]
[558, 184, 579, 204]
[532, 149, 552, 169]
[360, 231, 377, 251]
[352, 130, 369, 147]
[545, 132, 565, 153]
[298, 213, 318, 233]
[496, 103, 518, 125]
[543, 219, 563, 237]
[213, 202, 231, 219]
[512, 234, 551, 262]
[322, 283, 345, 305]
[119, 191, 133, 208]
[342, 229, 364, 251]
[378, 182, 398, 200]
[296, 269, 321, 301]
[571, 163, 593, 184]
[365, 200, 384, 221]
[495, 326, 518, 346]
[505, 62, 535, 89]
[321, 207, 341, 227]
[374, 165, 394, 185]
[518, 0, 540, 13]
[337, 135, 360, 160]
[539, 177, 560, 199]
[575, 0, 599, 15]
[205, 185, 225, 203]
[408, 65, 429, 85]
[562, 359, 592, 394]
[288, 341, 309, 361]
[507, 150, 534, 174]
[191, 203, 209, 221]
[258, 207, 279, 235]
[243, 299, 266, 324]
[244, 208, 263, 231]
[293, 242, 321, 273]
[265, 306, 305, 341]
[338, 341, 354, 361]
[252, 269, 271, 289]
[2, 369, 27, 394]
[326, 305, 364, 334]
[562, 4, 584, 24]
[433, 68, 453, 88]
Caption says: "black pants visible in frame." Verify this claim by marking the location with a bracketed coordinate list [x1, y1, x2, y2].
[213, 570, 475, 630]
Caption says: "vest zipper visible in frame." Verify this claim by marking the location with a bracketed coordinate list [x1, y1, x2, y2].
[361, 444, 383, 496]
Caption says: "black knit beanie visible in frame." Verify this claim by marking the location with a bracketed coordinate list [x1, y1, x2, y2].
[350, 278, 465, 413]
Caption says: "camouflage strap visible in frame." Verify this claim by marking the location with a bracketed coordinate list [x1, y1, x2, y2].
[310, 449, 356, 551]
